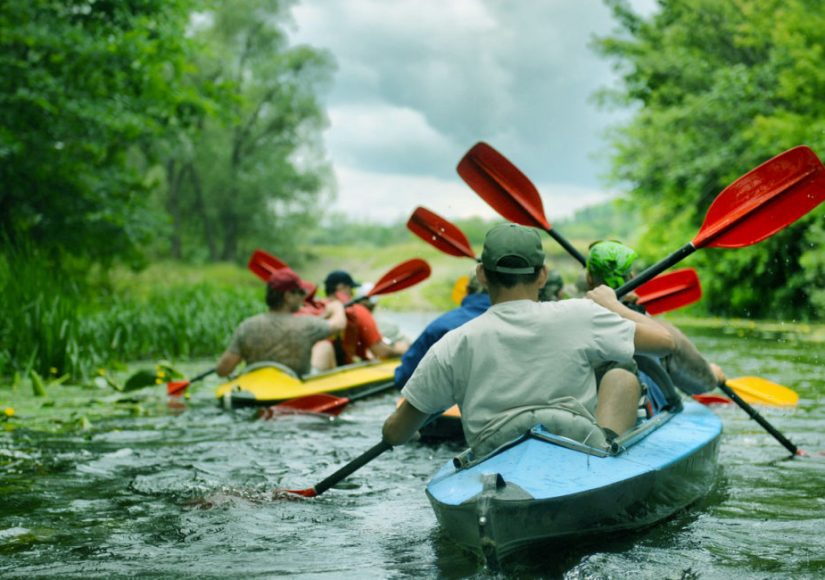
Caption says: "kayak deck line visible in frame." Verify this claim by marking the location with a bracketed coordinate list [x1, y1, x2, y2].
[215, 358, 400, 407]
[426, 402, 723, 566]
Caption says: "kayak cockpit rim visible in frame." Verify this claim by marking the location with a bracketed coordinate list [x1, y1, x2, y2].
[451, 408, 679, 470]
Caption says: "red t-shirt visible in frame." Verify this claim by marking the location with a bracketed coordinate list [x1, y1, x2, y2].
[340, 303, 382, 363]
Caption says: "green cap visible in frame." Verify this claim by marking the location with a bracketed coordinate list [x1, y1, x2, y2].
[586, 241, 638, 289]
[481, 223, 545, 274]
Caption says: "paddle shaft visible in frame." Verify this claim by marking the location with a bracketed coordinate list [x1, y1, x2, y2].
[547, 228, 586, 267]
[617, 243, 696, 298]
[717, 382, 800, 456]
[300, 412, 442, 496]
[189, 368, 217, 385]
[313, 441, 392, 496]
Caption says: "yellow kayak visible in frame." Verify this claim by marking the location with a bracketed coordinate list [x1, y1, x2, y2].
[216, 359, 400, 407]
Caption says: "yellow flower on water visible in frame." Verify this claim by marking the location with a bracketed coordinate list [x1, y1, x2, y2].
[3, 407, 14, 417]
[157, 371, 166, 379]
[155, 378, 163, 384]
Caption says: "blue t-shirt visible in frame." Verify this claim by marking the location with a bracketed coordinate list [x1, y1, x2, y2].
[394, 292, 491, 389]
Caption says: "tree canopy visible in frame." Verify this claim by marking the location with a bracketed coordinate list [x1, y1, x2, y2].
[595, 0, 825, 319]
[0, 0, 333, 268]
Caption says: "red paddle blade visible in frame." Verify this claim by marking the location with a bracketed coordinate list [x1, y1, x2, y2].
[273, 393, 349, 416]
[167, 380, 190, 396]
[407, 207, 477, 260]
[369, 258, 431, 297]
[457, 142, 552, 231]
[693, 146, 825, 249]
[693, 393, 732, 406]
[248, 249, 288, 281]
[274, 488, 317, 499]
[636, 268, 702, 315]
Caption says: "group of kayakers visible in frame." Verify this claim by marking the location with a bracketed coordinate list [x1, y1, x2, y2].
[217, 222, 725, 458]
[216, 267, 408, 380]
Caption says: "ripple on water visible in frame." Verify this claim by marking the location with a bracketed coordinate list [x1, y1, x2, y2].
[1, 322, 824, 577]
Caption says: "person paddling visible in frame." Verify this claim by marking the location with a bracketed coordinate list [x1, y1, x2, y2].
[312, 270, 409, 370]
[586, 240, 726, 393]
[382, 223, 675, 456]
[216, 269, 347, 378]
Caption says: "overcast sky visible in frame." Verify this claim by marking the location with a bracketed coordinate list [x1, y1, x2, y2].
[287, 0, 657, 223]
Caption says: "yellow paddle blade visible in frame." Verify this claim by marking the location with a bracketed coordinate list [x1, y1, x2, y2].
[727, 376, 799, 407]
[451, 275, 469, 305]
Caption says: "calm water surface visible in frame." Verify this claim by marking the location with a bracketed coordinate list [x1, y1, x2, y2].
[1, 313, 824, 578]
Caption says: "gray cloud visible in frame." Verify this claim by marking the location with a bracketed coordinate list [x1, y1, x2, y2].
[288, 0, 656, 221]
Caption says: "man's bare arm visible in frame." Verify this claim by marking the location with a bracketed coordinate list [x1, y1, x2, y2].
[382, 400, 429, 446]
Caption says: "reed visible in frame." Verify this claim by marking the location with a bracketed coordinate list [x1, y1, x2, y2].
[0, 251, 260, 381]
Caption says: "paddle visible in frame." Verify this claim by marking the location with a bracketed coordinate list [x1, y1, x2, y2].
[261, 380, 396, 418]
[167, 368, 216, 396]
[717, 381, 804, 456]
[635, 268, 702, 315]
[692, 377, 798, 407]
[612, 145, 825, 455]
[456, 142, 587, 266]
[248, 249, 288, 280]
[615, 145, 825, 296]
[407, 206, 478, 260]
[409, 205, 704, 316]
[692, 393, 731, 405]
[277, 412, 443, 498]
[726, 376, 798, 407]
[343, 258, 431, 307]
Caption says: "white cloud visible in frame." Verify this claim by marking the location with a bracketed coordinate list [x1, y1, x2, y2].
[330, 164, 612, 224]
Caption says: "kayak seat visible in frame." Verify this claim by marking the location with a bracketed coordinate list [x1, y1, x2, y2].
[634, 355, 682, 414]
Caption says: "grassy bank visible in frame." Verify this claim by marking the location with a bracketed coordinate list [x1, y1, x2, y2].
[3, 241, 823, 394]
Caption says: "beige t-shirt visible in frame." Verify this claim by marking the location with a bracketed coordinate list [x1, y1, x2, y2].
[227, 311, 330, 376]
[400, 299, 635, 453]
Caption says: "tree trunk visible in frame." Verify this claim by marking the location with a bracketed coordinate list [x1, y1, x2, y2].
[166, 159, 183, 259]
[186, 162, 218, 261]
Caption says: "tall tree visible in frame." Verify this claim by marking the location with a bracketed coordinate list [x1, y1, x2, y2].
[168, 0, 335, 263]
[0, 0, 197, 266]
[595, 0, 825, 319]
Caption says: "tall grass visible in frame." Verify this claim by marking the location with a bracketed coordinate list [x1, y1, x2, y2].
[0, 250, 260, 381]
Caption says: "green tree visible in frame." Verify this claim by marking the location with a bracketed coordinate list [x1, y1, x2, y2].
[595, 0, 825, 319]
[165, 0, 335, 264]
[0, 0, 197, 266]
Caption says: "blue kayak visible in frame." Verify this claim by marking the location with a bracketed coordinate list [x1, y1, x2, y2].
[425, 401, 722, 566]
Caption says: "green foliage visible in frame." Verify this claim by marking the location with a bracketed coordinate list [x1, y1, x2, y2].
[595, 0, 825, 319]
[0, 0, 197, 265]
[556, 200, 642, 246]
[161, 0, 336, 263]
[0, 249, 260, 380]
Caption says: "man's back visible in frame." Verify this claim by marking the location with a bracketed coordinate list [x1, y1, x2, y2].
[394, 292, 491, 388]
[401, 299, 634, 453]
[229, 311, 329, 376]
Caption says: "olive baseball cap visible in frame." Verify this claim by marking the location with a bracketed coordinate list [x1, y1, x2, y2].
[481, 223, 545, 274]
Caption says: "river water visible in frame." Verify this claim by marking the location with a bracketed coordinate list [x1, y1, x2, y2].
[1, 314, 824, 578]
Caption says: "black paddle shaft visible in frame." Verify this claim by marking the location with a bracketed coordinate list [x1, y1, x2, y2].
[717, 382, 799, 456]
[547, 229, 587, 267]
[616, 243, 697, 298]
[191, 368, 217, 384]
[312, 441, 392, 496]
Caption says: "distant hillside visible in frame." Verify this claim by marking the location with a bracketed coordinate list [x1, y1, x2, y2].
[307, 200, 639, 250]
[555, 199, 641, 246]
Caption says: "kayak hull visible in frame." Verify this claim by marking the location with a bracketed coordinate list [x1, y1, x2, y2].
[215, 359, 399, 407]
[425, 402, 722, 565]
